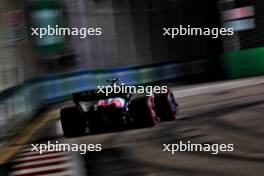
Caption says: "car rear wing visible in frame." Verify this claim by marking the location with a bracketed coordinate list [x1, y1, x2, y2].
[72, 90, 127, 103]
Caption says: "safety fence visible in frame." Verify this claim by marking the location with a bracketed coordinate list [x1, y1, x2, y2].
[0, 60, 208, 138]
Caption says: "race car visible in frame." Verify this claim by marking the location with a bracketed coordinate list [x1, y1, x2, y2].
[60, 78, 179, 137]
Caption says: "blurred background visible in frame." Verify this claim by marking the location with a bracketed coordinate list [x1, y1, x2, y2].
[0, 0, 264, 175]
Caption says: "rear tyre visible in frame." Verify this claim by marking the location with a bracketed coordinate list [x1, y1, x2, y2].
[60, 106, 86, 138]
[155, 90, 178, 121]
[129, 95, 157, 128]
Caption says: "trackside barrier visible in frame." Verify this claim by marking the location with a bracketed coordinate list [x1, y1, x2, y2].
[0, 60, 208, 139]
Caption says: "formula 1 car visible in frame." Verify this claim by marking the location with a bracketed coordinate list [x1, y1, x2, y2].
[60, 78, 179, 137]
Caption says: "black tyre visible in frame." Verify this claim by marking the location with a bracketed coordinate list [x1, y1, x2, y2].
[129, 95, 157, 128]
[60, 106, 86, 138]
[155, 90, 178, 121]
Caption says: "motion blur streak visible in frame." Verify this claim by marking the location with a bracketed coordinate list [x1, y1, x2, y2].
[0, 0, 264, 175]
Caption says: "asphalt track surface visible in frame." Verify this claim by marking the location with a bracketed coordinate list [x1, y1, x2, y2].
[7, 84, 264, 176]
